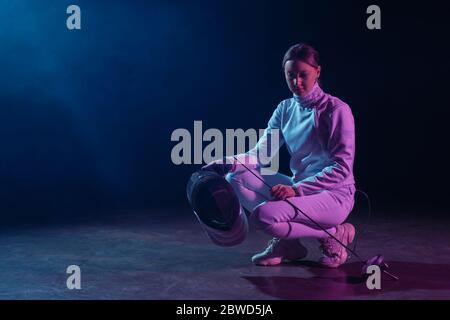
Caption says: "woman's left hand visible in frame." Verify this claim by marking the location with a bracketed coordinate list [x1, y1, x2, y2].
[271, 184, 297, 200]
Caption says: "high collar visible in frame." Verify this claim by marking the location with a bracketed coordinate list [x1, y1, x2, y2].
[293, 82, 324, 108]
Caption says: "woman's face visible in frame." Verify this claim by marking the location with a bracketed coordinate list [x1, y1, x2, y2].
[284, 60, 321, 97]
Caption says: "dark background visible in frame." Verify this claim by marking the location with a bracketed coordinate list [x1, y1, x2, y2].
[1, 0, 449, 225]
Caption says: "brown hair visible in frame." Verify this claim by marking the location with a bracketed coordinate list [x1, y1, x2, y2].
[282, 43, 320, 69]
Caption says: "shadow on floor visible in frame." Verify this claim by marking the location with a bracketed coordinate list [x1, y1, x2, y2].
[243, 260, 450, 299]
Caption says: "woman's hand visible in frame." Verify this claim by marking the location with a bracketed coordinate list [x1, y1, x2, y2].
[271, 184, 297, 200]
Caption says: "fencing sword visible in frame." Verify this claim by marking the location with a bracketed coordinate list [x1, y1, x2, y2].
[233, 156, 399, 281]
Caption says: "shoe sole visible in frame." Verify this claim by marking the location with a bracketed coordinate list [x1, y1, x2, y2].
[253, 257, 282, 266]
[343, 223, 356, 246]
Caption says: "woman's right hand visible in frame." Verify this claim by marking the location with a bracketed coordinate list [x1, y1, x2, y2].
[201, 158, 234, 176]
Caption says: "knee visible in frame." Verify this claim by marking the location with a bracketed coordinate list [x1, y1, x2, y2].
[250, 202, 274, 229]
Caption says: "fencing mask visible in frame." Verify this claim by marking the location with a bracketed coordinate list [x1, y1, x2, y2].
[186, 170, 248, 246]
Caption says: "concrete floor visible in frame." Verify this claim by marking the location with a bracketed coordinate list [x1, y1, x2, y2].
[0, 211, 449, 300]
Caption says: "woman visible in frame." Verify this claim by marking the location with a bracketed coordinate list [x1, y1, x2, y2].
[203, 43, 356, 268]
